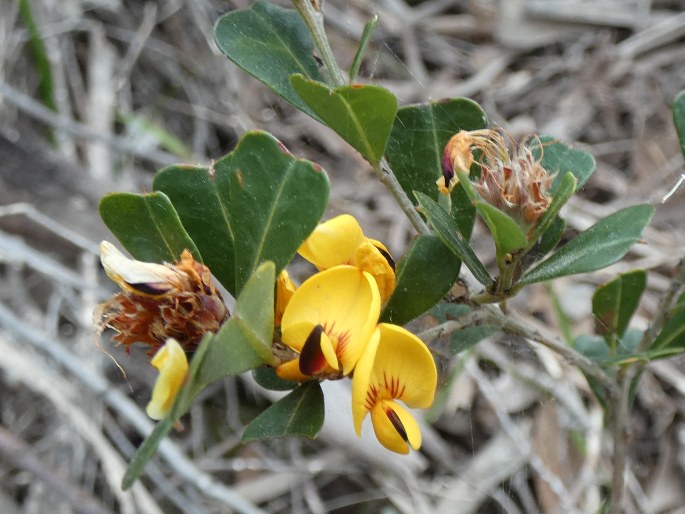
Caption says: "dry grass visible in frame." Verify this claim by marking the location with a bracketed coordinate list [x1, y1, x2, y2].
[1, 0, 685, 512]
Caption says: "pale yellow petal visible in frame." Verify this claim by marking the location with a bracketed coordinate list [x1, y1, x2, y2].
[99, 241, 180, 296]
[146, 339, 188, 420]
[298, 215, 364, 270]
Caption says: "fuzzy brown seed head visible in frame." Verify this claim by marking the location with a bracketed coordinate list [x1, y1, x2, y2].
[95, 244, 229, 354]
[441, 129, 553, 228]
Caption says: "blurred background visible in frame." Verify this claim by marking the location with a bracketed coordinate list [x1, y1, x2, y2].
[1, 0, 684, 513]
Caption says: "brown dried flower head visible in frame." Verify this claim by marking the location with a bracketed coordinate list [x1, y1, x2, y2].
[440, 129, 553, 228]
[95, 241, 228, 354]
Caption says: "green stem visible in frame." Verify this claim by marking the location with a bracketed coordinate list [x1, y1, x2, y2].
[374, 159, 431, 235]
[609, 370, 630, 514]
[292, 0, 431, 236]
[291, 0, 346, 86]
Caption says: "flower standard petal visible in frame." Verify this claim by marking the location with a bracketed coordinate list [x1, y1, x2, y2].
[298, 214, 365, 269]
[281, 265, 380, 377]
[146, 338, 188, 420]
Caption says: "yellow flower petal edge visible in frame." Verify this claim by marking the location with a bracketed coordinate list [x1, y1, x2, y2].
[279, 265, 381, 378]
[352, 323, 437, 453]
[146, 338, 189, 420]
[298, 214, 364, 270]
[275, 269, 296, 326]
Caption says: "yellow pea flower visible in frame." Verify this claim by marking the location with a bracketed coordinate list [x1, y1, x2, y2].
[298, 214, 396, 302]
[276, 266, 381, 382]
[352, 323, 437, 454]
[146, 338, 189, 420]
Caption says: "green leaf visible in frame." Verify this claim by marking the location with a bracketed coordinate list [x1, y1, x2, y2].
[233, 261, 276, 352]
[153, 165, 236, 294]
[592, 270, 647, 349]
[122, 417, 173, 490]
[519, 205, 654, 286]
[382, 235, 461, 325]
[242, 381, 325, 441]
[348, 15, 379, 83]
[528, 172, 577, 249]
[195, 263, 278, 385]
[414, 191, 493, 287]
[652, 293, 685, 350]
[536, 216, 566, 257]
[252, 366, 298, 391]
[213, 1, 325, 119]
[385, 98, 487, 235]
[216, 131, 329, 292]
[473, 201, 527, 257]
[290, 74, 398, 164]
[99, 192, 200, 263]
[674, 90, 685, 158]
[530, 136, 596, 194]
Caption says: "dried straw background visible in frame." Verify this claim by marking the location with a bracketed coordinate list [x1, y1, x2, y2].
[1, 1, 685, 513]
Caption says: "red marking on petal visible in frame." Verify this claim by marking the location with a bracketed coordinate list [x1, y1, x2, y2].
[385, 407, 408, 442]
[299, 325, 328, 376]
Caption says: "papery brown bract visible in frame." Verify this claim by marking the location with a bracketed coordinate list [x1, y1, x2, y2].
[96, 242, 228, 354]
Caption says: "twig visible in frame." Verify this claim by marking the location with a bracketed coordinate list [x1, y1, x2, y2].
[636, 257, 685, 354]
[0, 304, 266, 514]
[0, 425, 115, 514]
[609, 371, 630, 514]
[0, 82, 179, 166]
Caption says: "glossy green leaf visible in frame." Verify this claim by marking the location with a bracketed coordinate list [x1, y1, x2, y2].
[216, 131, 329, 292]
[528, 172, 577, 249]
[291, 74, 398, 164]
[415, 191, 493, 287]
[519, 205, 654, 286]
[386, 98, 487, 235]
[122, 417, 173, 490]
[674, 90, 685, 158]
[153, 165, 236, 294]
[99, 192, 199, 263]
[242, 381, 325, 441]
[474, 201, 527, 257]
[592, 270, 647, 349]
[529, 136, 595, 194]
[252, 366, 298, 391]
[382, 235, 461, 325]
[652, 293, 685, 350]
[213, 1, 325, 119]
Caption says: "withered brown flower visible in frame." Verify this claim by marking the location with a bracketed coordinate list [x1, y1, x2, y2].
[95, 241, 228, 354]
[440, 129, 553, 228]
